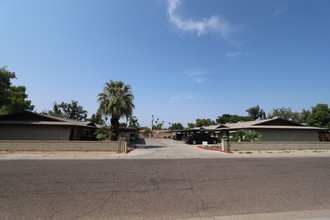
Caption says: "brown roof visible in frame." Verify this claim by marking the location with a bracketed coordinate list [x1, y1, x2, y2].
[201, 125, 220, 130]
[216, 118, 324, 131]
[0, 111, 97, 128]
[152, 129, 168, 133]
[174, 118, 325, 133]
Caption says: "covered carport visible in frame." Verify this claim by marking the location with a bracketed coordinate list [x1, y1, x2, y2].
[171, 127, 221, 142]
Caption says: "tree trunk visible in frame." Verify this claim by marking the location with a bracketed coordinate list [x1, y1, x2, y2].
[110, 117, 120, 141]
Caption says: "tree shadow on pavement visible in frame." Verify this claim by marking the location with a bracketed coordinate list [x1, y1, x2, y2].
[135, 145, 166, 149]
[132, 138, 166, 149]
[132, 138, 146, 145]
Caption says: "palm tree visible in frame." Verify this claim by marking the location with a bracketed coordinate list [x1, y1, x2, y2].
[128, 116, 140, 128]
[97, 80, 135, 141]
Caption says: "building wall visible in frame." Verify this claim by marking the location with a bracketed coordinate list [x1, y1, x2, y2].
[319, 133, 330, 142]
[139, 132, 171, 139]
[229, 141, 330, 151]
[0, 125, 71, 140]
[255, 129, 319, 141]
[0, 140, 126, 153]
[72, 126, 87, 140]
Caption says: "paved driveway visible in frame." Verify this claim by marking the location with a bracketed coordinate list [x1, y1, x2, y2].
[125, 138, 229, 159]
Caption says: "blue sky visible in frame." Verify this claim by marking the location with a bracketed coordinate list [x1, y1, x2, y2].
[1, 0, 329, 127]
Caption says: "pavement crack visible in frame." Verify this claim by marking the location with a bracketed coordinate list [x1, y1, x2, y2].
[313, 197, 326, 208]
[149, 177, 160, 189]
[187, 180, 210, 216]
[73, 192, 114, 219]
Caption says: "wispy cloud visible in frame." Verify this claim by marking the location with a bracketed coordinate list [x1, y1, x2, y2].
[273, 7, 288, 16]
[167, 0, 233, 37]
[195, 78, 205, 83]
[185, 70, 209, 83]
[226, 51, 248, 62]
[184, 70, 208, 76]
[226, 51, 242, 58]
[170, 94, 193, 102]
[184, 94, 193, 99]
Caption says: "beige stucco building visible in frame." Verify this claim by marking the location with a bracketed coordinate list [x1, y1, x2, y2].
[183, 118, 325, 142]
[247, 128, 319, 141]
[0, 111, 98, 140]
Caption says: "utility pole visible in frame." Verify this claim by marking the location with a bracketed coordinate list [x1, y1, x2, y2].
[151, 115, 154, 129]
[151, 115, 154, 137]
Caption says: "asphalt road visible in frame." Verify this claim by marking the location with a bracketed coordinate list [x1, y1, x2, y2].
[1, 157, 330, 219]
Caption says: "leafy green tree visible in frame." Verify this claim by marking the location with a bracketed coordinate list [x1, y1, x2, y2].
[195, 118, 216, 127]
[94, 126, 109, 141]
[0, 66, 15, 106]
[98, 80, 135, 141]
[298, 109, 311, 124]
[267, 107, 300, 122]
[89, 112, 105, 125]
[187, 123, 195, 128]
[0, 66, 34, 115]
[168, 122, 184, 130]
[187, 119, 216, 128]
[246, 105, 266, 120]
[307, 104, 330, 129]
[46, 100, 87, 121]
[216, 114, 252, 124]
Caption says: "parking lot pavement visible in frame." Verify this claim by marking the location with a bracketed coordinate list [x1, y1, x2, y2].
[122, 138, 231, 159]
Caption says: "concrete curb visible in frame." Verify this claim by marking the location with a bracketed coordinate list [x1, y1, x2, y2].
[197, 145, 228, 153]
[125, 145, 137, 154]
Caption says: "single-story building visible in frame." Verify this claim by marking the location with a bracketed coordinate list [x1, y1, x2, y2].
[139, 129, 169, 138]
[173, 118, 326, 141]
[0, 111, 99, 140]
[211, 118, 326, 141]
[120, 127, 139, 141]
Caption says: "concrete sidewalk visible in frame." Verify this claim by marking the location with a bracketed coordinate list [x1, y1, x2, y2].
[1, 150, 330, 160]
[187, 209, 330, 220]
[1, 139, 330, 160]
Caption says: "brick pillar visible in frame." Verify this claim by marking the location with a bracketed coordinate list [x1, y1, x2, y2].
[221, 138, 230, 152]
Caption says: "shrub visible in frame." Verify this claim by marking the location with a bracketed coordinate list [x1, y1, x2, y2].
[143, 128, 151, 135]
[243, 130, 261, 142]
[235, 130, 261, 142]
[94, 126, 109, 141]
[229, 136, 239, 142]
